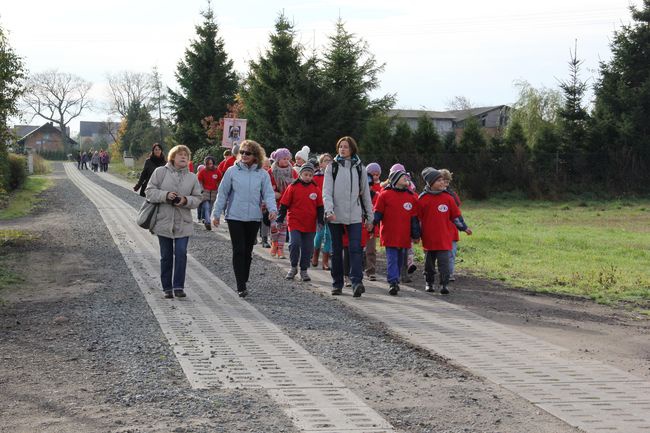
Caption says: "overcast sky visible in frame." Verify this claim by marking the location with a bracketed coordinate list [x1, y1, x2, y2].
[1, 0, 640, 134]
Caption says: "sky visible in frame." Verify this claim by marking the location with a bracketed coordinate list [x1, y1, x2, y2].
[1, 0, 641, 135]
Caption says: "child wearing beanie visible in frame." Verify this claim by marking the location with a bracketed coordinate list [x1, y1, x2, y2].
[294, 145, 311, 173]
[418, 167, 472, 294]
[372, 170, 420, 295]
[276, 163, 324, 281]
[312, 153, 333, 270]
[268, 148, 298, 258]
[364, 162, 382, 281]
[440, 169, 464, 281]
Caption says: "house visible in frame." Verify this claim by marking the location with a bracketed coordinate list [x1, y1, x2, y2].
[79, 121, 120, 148]
[17, 122, 76, 152]
[387, 105, 510, 139]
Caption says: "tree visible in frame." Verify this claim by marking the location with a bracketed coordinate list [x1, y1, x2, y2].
[458, 117, 487, 153]
[241, 12, 304, 149]
[412, 114, 441, 155]
[557, 41, 589, 152]
[22, 70, 92, 149]
[389, 119, 412, 156]
[320, 18, 395, 146]
[446, 95, 473, 111]
[118, 101, 158, 157]
[168, 3, 238, 151]
[360, 112, 392, 158]
[106, 71, 156, 118]
[509, 80, 561, 150]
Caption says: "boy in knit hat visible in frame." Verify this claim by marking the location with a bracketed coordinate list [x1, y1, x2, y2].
[373, 170, 420, 295]
[364, 162, 382, 280]
[418, 167, 472, 294]
[276, 163, 324, 281]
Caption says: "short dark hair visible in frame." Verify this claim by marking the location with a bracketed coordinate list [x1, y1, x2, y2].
[335, 136, 358, 156]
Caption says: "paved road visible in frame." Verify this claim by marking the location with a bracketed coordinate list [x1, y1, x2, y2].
[71, 164, 650, 433]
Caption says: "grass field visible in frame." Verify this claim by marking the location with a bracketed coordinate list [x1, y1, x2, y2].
[108, 157, 145, 181]
[441, 199, 650, 306]
[0, 176, 53, 220]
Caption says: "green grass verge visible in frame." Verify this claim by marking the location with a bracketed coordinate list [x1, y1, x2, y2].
[0, 230, 37, 294]
[109, 158, 145, 181]
[0, 176, 53, 220]
[436, 198, 650, 305]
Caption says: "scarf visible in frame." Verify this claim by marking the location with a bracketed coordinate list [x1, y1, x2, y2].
[271, 161, 294, 193]
[423, 185, 444, 195]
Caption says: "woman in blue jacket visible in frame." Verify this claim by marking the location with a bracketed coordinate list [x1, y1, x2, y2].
[211, 140, 277, 297]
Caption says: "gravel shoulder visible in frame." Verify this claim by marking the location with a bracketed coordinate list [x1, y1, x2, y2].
[1, 163, 647, 432]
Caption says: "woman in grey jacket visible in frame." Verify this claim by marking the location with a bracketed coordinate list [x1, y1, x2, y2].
[322, 136, 374, 297]
[146, 145, 202, 299]
[211, 140, 277, 297]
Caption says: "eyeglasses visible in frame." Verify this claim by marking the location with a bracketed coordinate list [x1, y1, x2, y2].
[239, 150, 253, 156]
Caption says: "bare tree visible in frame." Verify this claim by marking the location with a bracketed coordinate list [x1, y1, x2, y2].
[22, 69, 92, 144]
[106, 71, 155, 118]
[446, 95, 474, 111]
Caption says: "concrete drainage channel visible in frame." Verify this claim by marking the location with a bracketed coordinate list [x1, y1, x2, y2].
[93, 167, 650, 433]
[67, 164, 395, 433]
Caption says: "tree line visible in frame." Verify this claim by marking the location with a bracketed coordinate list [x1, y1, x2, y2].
[3, 1, 650, 198]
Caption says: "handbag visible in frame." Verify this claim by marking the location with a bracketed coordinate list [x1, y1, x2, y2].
[136, 167, 168, 230]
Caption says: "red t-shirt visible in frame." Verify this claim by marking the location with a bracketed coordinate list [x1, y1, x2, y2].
[445, 190, 462, 242]
[197, 167, 220, 191]
[418, 192, 461, 251]
[313, 172, 325, 191]
[374, 188, 419, 249]
[217, 156, 236, 178]
[280, 181, 323, 233]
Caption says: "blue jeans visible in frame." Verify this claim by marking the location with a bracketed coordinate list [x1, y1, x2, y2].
[200, 200, 214, 223]
[289, 230, 315, 270]
[449, 241, 458, 275]
[158, 236, 189, 291]
[386, 247, 405, 284]
[328, 223, 363, 289]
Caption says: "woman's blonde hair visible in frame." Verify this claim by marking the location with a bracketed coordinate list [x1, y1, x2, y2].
[168, 145, 192, 163]
[237, 139, 266, 166]
[439, 169, 453, 181]
[318, 153, 332, 164]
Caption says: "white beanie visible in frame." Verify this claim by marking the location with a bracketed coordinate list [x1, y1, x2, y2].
[295, 145, 310, 162]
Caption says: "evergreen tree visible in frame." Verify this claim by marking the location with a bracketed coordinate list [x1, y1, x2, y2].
[320, 19, 395, 146]
[412, 114, 441, 155]
[458, 117, 487, 153]
[242, 13, 309, 149]
[119, 101, 159, 157]
[360, 112, 392, 159]
[389, 119, 413, 156]
[168, 4, 237, 152]
[504, 118, 527, 150]
[557, 41, 589, 152]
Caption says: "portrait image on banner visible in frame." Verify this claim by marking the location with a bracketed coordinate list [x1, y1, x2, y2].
[222, 118, 247, 149]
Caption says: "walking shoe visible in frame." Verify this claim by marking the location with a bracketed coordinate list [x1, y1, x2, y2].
[300, 270, 311, 282]
[352, 283, 364, 298]
[285, 267, 298, 280]
[425, 283, 435, 292]
[173, 289, 186, 298]
[270, 242, 278, 257]
[368, 274, 376, 281]
[440, 286, 450, 295]
[205, 223, 212, 231]
[344, 277, 352, 287]
[261, 237, 271, 248]
[238, 289, 248, 298]
[331, 287, 342, 296]
[407, 264, 417, 274]
[449, 274, 456, 282]
[388, 283, 399, 296]
[163, 290, 173, 299]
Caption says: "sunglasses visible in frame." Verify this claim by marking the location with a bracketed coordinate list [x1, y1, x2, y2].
[239, 150, 253, 156]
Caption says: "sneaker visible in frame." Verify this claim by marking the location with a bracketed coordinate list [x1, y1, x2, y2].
[163, 290, 174, 299]
[331, 287, 342, 296]
[300, 270, 311, 282]
[407, 264, 417, 274]
[285, 267, 298, 280]
[440, 286, 450, 295]
[173, 289, 186, 298]
[205, 223, 212, 231]
[352, 283, 364, 298]
[449, 274, 456, 282]
[425, 283, 435, 292]
[238, 289, 248, 298]
[368, 274, 376, 281]
[262, 239, 271, 248]
[388, 283, 399, 296]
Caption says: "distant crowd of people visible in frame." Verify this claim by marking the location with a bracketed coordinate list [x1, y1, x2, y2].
[135, 138, 472, 300]
[76, 149, 110, 172]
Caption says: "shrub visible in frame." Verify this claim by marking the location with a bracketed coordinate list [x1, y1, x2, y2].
[32, 154, 50, 175]
[7, 154, 27, 190]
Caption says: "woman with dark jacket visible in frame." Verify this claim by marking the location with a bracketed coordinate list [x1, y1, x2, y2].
[134, 143, 166, 197]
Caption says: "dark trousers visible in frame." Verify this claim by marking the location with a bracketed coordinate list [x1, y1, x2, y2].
[289, 230, 315, 270]
[424, 250, 451, 286]
[158, 236, 189, 291]
[329, 222, 363, 288]
[386, 247, 405, 284]
[227, 220, 260, 291]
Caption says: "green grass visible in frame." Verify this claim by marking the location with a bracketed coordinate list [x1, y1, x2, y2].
[418, 199, 650, 306]
[0, 176, 53, 220]
[0, 230, 37, 294]
[109, 157, 145, 181]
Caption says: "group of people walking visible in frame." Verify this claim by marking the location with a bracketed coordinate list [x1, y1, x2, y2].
[77, 149, 110, 172]
[136, 137, 472, 300]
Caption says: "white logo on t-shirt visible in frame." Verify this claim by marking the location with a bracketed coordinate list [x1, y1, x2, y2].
[438, 204, 449, 212]
[212, 174, 218, 179]
[309, 193, 318, 200]
[403, 202, 413, 211]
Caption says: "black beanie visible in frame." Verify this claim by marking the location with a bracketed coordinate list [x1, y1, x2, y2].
[422, 167, 442, 185]
[299, 162, 315, 174]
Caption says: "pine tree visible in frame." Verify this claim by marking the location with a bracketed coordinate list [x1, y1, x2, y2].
[360, 112, 392, 159]
[412, 114, 441, 155]
[557, 41, 589, 152]
[320, 19, 395, 147]
[168, 4, 237, 152]
[458, 117, 487, 154]
[389, 120, 413, 156]
[119, 101, 159, 157]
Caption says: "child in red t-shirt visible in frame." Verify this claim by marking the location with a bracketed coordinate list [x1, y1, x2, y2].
[197, 156, 220, 230]
[440, 169, 464, 281]
[276, 163, 324, 282]
[372, 170, 420, 295]
[418, 167, 472, 294]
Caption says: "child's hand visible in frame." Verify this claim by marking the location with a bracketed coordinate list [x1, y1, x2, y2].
[465, 228, 473, 235]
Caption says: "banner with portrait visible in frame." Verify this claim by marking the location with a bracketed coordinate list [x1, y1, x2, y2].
[222, 118, 247, 148]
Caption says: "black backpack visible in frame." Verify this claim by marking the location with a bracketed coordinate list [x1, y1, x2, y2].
[330, 160, 367, 219]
